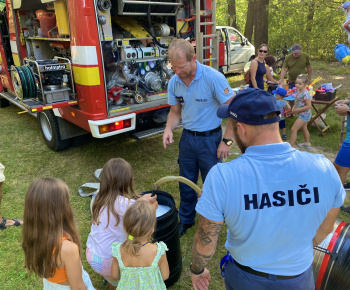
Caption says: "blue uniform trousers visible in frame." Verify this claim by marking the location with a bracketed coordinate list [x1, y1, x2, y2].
[224, 259, 315, 290]
[178, 128, 222, 224]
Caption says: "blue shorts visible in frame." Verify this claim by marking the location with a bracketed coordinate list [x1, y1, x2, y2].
[224, 259, 314, 290]
[298, 112, 311, 122]
[335, 141, 350, 168]
[279, 119, 286, 129]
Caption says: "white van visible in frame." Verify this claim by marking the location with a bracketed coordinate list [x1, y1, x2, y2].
[216, 26, 255, 74]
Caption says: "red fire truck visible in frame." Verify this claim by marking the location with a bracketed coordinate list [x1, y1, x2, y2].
[0, 0, 219, 151]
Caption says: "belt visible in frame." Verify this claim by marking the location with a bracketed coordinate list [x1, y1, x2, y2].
[234, 260, 303, 280]
[185, 126, 221, 137]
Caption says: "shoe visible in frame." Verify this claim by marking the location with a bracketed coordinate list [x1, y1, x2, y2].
[298, 143, 311, 149]
[179, 223, 194, 237]
[0, 217, 23, 230]
[344, 182, 350, 190]
[341, 205, 350, 214]
[282, 134, 287, 141]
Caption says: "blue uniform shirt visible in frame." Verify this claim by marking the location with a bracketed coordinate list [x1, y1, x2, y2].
[168, 61, 233, 131]
[196, 143, 345, 276]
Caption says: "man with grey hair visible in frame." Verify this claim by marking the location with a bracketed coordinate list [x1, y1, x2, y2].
[279, 44, 312, 88]
[162, 39, 235, 237]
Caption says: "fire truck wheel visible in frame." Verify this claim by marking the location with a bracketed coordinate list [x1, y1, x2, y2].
[0, 97, 10, 108]
[38, 110, 71, 151]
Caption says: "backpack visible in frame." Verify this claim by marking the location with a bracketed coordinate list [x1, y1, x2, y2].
[244, 70, 251, 84]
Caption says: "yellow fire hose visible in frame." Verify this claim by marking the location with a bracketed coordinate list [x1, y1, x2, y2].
[152, 176, 202, 196]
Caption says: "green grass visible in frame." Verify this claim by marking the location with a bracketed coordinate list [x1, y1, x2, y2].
[0, 67, 350, 289]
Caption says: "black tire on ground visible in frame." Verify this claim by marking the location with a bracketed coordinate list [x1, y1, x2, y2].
[0, 97, 10, 108]
[38, 110, 71, 151]
[273, 58, 284, 75]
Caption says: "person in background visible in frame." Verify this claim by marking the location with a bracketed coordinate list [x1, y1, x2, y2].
[111, 201, 169, 289]
[334, 99, 350, 211]
[249, 44, 278, 90]
[22, 178, 95, 289]
[273, 87, 291, 141]
[162, 39, 235, 237]
[190, 88, 344, 290]
[0, 162, 23, 230]
[264, 55, 277, 93]
[289, 74, 312, 149]
[279, 44, 312, 89]
[338, 1, 350, 43]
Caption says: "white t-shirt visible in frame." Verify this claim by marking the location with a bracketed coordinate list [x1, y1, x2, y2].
[86, 196, 135, 258]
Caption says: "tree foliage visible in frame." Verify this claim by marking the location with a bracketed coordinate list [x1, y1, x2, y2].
[216, 0, 349, 60]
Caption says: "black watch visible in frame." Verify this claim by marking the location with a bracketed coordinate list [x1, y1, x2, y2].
[347, 108, 350, 116]
[222, 138, 233, 146]
[190, 263, 204, 275]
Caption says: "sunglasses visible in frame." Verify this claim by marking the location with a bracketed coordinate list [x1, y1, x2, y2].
[259, 50, 268, 53]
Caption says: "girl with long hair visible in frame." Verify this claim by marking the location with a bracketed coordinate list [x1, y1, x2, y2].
[86, 158, 157, 290]
[22, 178, 94, 289]
[111, 200, 169, 289]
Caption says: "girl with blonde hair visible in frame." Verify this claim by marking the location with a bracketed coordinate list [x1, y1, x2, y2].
[111, 200, 169, 289]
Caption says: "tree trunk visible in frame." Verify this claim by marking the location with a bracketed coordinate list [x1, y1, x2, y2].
[227, 0, 237, 29]
[244, 0, 255, 42]
[253, 0, 269, 51]
[306, 0, 317, 33]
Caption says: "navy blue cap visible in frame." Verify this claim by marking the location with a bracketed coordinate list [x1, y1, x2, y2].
[217, 88, 280, 125]
[344, 1, 350, 8]
[272, 87, 287, 97]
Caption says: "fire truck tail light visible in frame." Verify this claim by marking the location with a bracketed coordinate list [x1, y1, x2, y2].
[108, 123, 116, 131]
[99, 125, 109, 134]
[114, 121, 123, 130]
[89, 113, 135, 138]
[98, 118, 133, 134]
[124, 119, 131, 128]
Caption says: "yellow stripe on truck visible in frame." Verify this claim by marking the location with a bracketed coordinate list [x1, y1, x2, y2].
[72, 66, 100, 86]
[12, 54, 20, 66]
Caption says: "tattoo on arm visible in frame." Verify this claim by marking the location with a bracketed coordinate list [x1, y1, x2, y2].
[191, 215, 223, 272]
[197, 216, 222, 246]
[191, 246, 213, 272]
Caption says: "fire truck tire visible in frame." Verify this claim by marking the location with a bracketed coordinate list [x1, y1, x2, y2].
[38, 110, 71, 151]
[0, 97, 10, 107]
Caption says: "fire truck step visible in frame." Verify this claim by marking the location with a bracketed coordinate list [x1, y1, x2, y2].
[131, 125, 183, 141]
[0, 92, 37, 117]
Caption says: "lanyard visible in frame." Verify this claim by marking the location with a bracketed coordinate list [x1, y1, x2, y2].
[220, 253, 234, 277]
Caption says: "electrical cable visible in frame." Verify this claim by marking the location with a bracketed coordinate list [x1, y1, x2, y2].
[147, 1, 168, 49]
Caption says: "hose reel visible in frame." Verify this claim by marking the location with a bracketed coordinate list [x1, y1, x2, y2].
[10, 65, 37, 100]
